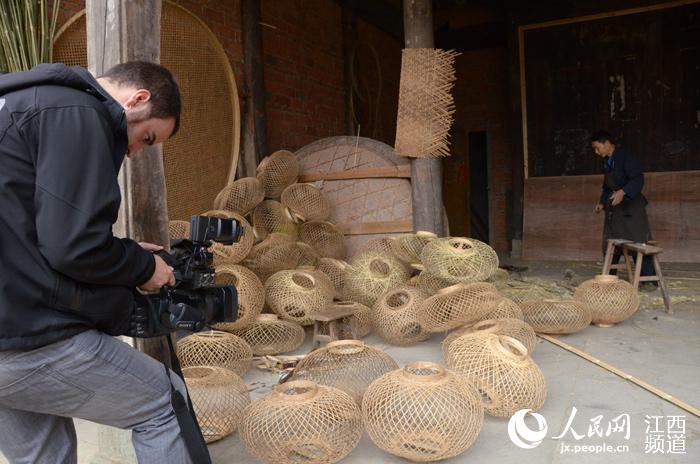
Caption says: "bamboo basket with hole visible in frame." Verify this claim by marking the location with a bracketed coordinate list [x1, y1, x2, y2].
[573, 275, 639, 327]
[362, 361, 484, 462]
[343, 251, 410, 307]
[232, 314, 305, 356]
[281, 183, 331, 221]
[177, 331, 252, 376]
[389, 231, 438, 265]
[200, 210, 254, 265]
[210, 264, 264, 331]
[372, 285, 431, 346]
[445, 334, 546, 418]
[251, 200, 297, 240]
[256, 150, 300, 199]
[442, 318, 537, 359]
[240, 380, 362, 464]
[298, 221, 347, 259]
[420, 237, 499, 282]
[520, 299, 592, 334]
[265, 269, 334, 326]
[479, 297, 524, 320]
[315, 257, 350, 299]
[213, 176, 265, 216]
[418, 282, 502, 333]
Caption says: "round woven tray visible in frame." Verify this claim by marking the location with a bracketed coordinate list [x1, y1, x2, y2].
[362, 361, 484, 462]
[343, 251, 410, 307]
[256, 150, 300, 199]
[520, 299, 592, 334]
[211, 264, 264, 331]
[420, 237, 499, 282]
[233, 314, 305, 356]
[177, 331, 252, 376]
[298, 221, 346, 259]
[281, 183, 331, 221]
[265, 269, 334, 326]
[213, 176, 265, 216]
[418, 282, 502, 333]
[373, 285, 431, 346]
[241, 380, 362, 464]
[389, 231, 438, 265]
[573, 275, 639, 326]
[442, 318, 537, 358]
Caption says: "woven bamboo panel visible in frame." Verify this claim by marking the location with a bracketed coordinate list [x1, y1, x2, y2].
[213, 177, 264, 216]
[395, 48, 459, 159]
[168, 220, 190, 241]
[265, 270, 334, 326]
[521, 299, 592, 334]
[421, 237, 499, 283]
[183, 366, 250, 443]
[418, 282, 502, 333]
[390, 231, 438, 265]
[362, 362, 483, 462]
[241, 381, 362, 464]
[373, 285, 431, 346]
[177, 331, 252, 376]
[211, 264, 264, 331]
[252, 200, 297, 240]
[291, 340, 398, 404]
[333, 301, 373, 339]
[257, 150, 300, 199]
[295, 137, 412, 257]
[233, 314, 305, 356]
[281, 183, 331, 221]
[315, 257, 350, 299]
[299, 221, 346, 259]
[573, 275, 639, 326]
[343, 251, 410, 307]
[442, 318, 537, 358]
[446, 334, 546, 417]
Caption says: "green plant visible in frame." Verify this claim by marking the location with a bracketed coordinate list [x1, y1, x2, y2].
[0, 0, 60, 73]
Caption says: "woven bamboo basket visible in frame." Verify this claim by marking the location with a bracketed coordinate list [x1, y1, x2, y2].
[298, 221, 346, 259]
[420, 237, 498, 282]
[354, 237, 396, 257]
[183, 366, 251, 443]
[177, 331, 252, 376]
[343, 252, 410, 307]
[418, 282, 502, 333]
[389, 231, 438, 265]
[252, 200, 297, 240]
[256, 150, 300, 199]
[291, 340, 398, 404]
[265, 270, 334, 326]
[486, 268, 510, 286]
[168, 220, 190, 241]
[246, 241, 319, 283]
[573, 275, 639, 326]
[200, 210, 254, 265]
[333, 301, 373, 338]
[415, 270, 455, 295]
[520, 299, 592, 334]
[247, 232, 294, 258]
[500, 282, 557, 305]
[281, 183, 331, 221]
[213, 177, 265, 216]
[362, 361, 484, 462]
[211, 264, 264, 331]
[446, 334, 546, 417]
[315, 257, 350, 299]
[241, 380, 362, 464]
[442, 318, 537, 358]
[373, 285, 431, 346]
[233, 314, 305, 355]
[480, 297, 524, 321]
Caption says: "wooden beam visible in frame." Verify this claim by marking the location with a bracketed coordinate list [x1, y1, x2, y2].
[298, 165, 411, 182]
[336, 220, 413, 235]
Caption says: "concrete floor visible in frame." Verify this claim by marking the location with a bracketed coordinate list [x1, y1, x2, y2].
[2, 260, 699, 463]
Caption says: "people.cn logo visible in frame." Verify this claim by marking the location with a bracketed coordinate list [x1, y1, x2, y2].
[508, 409, 548, 449]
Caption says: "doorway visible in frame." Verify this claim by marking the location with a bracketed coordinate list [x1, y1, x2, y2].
[468, 131, 489, 242]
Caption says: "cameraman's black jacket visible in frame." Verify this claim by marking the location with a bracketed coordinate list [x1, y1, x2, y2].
[0, 64, 155, 350]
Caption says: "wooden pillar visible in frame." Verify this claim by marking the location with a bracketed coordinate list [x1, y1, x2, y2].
[241, 0, 268, 177]
[403, 0, 445, 236]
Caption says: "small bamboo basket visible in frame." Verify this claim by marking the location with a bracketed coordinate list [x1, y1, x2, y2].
[315, 257, 350, 299]
[241, 380, 362, 464]
[252, 200, 297, 240]
[362, 361, 484, 462]
[233, 314, 305, 356]
[256, 149, 300, 199]
[265, 269, 334, 326]
[573, 275, 639, 326]
[520, 299, 592, 334]
[212, 264, 264, 331]
[415, 270, 456, 295]
[281, 183, 331, 221]
[298, 221, 346, 259]
[373, 285, 431, 346]
[389, 231, 438, 265]
[213, 177, 265, 216]
[479, 297, 524, 321]
[246, 241, 319, 283]
[418, 282, 502, 333]
[420, 237, 499, 282]
[177, 331, 253, 376]
[442, 318, 537, 358]
[343, 251, 410, 307]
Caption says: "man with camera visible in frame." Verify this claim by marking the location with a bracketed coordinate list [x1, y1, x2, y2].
[0, 61, 195, 463]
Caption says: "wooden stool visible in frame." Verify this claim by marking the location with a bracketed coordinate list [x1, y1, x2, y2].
[621, 242, 672, 314]
[602, 238, 634, 277]
[310, 306, 359, 351]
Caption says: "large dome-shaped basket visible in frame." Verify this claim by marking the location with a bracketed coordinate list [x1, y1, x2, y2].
[418, 282, 502, 333]
[265, 270, 334, 326]
[373, 285, 431, 346]
[520, 299, 592, 334]
[420, 237, 499, 282]
[343, 251, 410, 307]
[442, 318, 537, 359]
[299, 221, 346, 259]
[177, 331, 252, 376]
[213, 177, 265, 216]
[256, 150, 300, 199]
[573, 275, 639, 326]
[281, 183, 331, 222]
[233, 314, 305, 356]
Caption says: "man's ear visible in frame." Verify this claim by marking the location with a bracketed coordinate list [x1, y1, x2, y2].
[124, 89, 152, 109]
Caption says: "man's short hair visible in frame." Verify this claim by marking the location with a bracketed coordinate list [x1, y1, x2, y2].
[101, 61, 182, 136]
[589, 130, 615, 144]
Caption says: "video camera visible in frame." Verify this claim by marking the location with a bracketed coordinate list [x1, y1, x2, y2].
[128, 215, 244, 338]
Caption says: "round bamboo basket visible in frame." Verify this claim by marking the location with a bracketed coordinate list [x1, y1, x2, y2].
[343, 251, 410, 307]
[389, 231, 438, 265]
[241, 380, 362, 464]
[354, 237, 396, 257]
[333, 301, 373, 338]
[265, 269, 334, 326]
[281, 183, 331, 221]
[256, 150, 300, 199]
[211, 264, 264, 331]
[420, 237, 499, 282]
[486, 268, 510, 286]
[362, 362, 484, 462]
[520, 299, 592, 334]
[315, 257, 350, 299]
[213, 177, 265, 216]
[442, 318, 537, 358]
[573, 275, 639, 326]
[252, 200, 297, 240]
[200, 210, 254, 265]
[233, 314, 305, 356]
[418, 282, 502, 333]
[247, 232, 294, 258]
[480, 297, 524, 321]
[446, 334, 546, 417]
[415, 270, 455, 295]
[291, 340, 398, 404]
[246, 241, 319, 283]
[373, 285, 431, 346]
[298, 221, 346, 259]
[168, 219, 190, 241]
[183, 366, 251, 443]
[177, 331, 252, 376]
[500, 283, 556, 305]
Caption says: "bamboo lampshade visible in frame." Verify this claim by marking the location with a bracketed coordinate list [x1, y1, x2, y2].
[315, 257, 350, 299]
[233, 314, 305, 356]
[256, 150, 300, 198]
[298, 221, 347, 259]
[520, 299, 592, 334]
[389, 231, 437, 265]
[177, 331, 252, 376]
[418, 282, 502, 333]
[420, 237, 499, 283]
[281, 183, 331, 221]
[252, 200, 297, 240]
[373, 285, 431, 346]
[442, 318, 537, 358]
[211, 264, 264, 331]
[265, 269, 334, 326]
[343, 251, 410, 307]
[573, 275, 639, 326]
[213, 177, 264, 216]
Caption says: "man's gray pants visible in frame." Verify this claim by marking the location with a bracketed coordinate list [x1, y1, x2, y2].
[0, 330, 193, 464]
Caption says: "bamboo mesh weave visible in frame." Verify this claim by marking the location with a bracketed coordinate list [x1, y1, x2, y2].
[246, 242, 319, 283]
[355, 237, 396, 257]
[183, 366, 250, 443]
[315, 257, 350, 299]
[486, 268, 511, 287]
[362, 362, 484, 462]
[252, 200, 297, 240]
[241, 381, 362, 464]
[415, 270, 455, 295]
[256, 150, 300, 198]
[333, 301, 373, 338]
[265, 270, 334, 326]
[343, 252, 410, 307]
[213, 177, 264, 216]
[211, 264, 264, 331]
[203, 211, 254, 265]
[390, 231, 438, 265]
[281, 183, 331, 221]
[373, 285, 431, 346]
[233, 314, 305, 356]
[418, 282, 502, 333]
[573, 275, 639, 326]
[299, 221, 346, 259]
[479, 297, 524, 321]
[442, 318, 537, 359]
[394, 48, 459, 159]
[177, 331, 252, 376]
[446, 334, 547, 417]
[168, 220, 190, 241]
[420, 237, 499, 282]
[520, 299, 592, 334]
[291, 340, 398, 404]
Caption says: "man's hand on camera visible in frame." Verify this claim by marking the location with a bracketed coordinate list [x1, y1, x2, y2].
[140, 254, 175, 291]
[594, 203, 604, 213]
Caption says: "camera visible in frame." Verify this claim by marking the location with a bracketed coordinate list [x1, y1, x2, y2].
[128, 215, 244, 338]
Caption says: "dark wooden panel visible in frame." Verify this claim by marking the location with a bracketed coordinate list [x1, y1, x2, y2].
[523, 2, 700, 177]
[523, 171, 700, 262]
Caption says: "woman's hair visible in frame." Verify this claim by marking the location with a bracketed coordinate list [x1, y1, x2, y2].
[589, 130, 615, 144]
